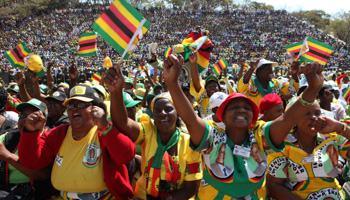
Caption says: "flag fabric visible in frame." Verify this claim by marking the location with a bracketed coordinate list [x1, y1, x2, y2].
[92, 0, 151, 59]
[343, 86, 350, 103]
[4, 42, 32, 69]
[164, 47, 172, 58]
[213, 59, 228, 75]
[77, 32, 97, 56]
[91, 73, 102, 83]
[298, 38, 334, 65]
[181, 30, 214, 73]
[286, 38, 334, 65]
[138, 65, 146, 71]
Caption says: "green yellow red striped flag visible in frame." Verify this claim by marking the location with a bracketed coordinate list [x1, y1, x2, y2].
[297, 38, 334, 65]
[164, 47, 172, 58]
[78, 32, 97, 56]
[92, 0, 151, 59]
[343, 85, 350, 103]
[4, 42, 32, 69]
[91, 73, 102, 83]
[286, 41, 303, 57]
[138, 65, 146, 71]
[213, 59, 228, 75]
[181, 30, 214, 73]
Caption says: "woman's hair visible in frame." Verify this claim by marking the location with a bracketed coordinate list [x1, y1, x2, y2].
[0, 87, 8, 115]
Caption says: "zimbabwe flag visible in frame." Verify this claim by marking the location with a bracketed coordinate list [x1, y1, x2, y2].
[182, 29, 214, 73]
[298, 38, 334, 65]
[92, 0, 151, 59]
[91, 73, 102, 83]
[343, 85, 350, 103]
[213, 59, 228, 75]
[286, 41, 303, 56]
[4, 42, 32, 69]
[164, 47, 172, 58]
[138, 65, 146, 71]
[77, 32, 97, 56]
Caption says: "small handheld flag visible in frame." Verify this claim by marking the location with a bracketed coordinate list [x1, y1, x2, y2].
[91, 73, 102, 83]
[164, 47, 173, 58]
[4, 42, 32, 69]
[92, 0, 151, 59]
[213, 59, 228, 75]
[77, 32, 97, 56]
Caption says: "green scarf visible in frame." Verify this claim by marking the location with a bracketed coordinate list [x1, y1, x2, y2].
[254, 77, 274, 97]
[151, 128, 180, 169]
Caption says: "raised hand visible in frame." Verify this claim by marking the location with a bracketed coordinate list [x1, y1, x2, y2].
[90, 105, 108, 130]
[302, 61, 324, 91]
[249, 58, 260, 71]
[14, 70, 25, 85]
[163, 54, 183, 83]
[104, 64, 124, 94]
[69, 63, 78, 80]
[32, 73, 39, 82]
[188, 51, 197, 64]
[24, 110, 47, 132]
[239, 58, 246, 66]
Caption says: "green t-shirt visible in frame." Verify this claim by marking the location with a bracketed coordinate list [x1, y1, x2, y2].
[0, 133, 30, 184]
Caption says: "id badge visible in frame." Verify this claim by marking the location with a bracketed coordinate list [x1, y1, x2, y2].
[302, 155, 317, 163]
[233, 145, 251, 158]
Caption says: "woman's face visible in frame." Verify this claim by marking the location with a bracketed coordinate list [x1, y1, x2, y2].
[153, 99, 177, 134]
[67, 99, 94, 131]
[205, 81, 219, 97]
[296, 103, 321, 136]
[223, 98, 253, 128]
[18, 106, 40, 131]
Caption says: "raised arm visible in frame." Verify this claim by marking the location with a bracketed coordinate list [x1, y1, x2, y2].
[15, 71, 31, 102]
[46, 62, 55, 89]
[268, 62, 324, 147]
[189, 52, 202, 93]
[164, 54, 206, 146]
[242, 59, 259, 84]
[237, 58, 246, 81]
[68, 63, 78, 90]
[32, 73, 48, 104]
[104, 65, 140, 142]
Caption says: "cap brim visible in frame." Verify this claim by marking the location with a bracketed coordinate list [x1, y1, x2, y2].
[16, 102, 41, 113]
[125, 100, 141, 108]
[136, 95, 144, 100]
[46, 96, 65, 102]
[63, 96, 94, 106]
[36, 69, 45, 78]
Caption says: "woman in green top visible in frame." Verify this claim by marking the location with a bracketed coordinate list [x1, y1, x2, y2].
[164, 54, 324, 199]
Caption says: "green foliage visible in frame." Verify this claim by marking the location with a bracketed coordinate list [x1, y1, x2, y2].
[292, 10, 330, 29]
[249, 1, 274, 10]
[327, 11, 350, 44]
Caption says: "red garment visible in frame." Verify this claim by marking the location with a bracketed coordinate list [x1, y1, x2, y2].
[18, 124, 135, 200]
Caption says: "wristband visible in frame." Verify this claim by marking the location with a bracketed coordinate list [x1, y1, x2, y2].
[100, 122, 113, 136]
[340, 122, 347, 135]
[299, 95, 314, 107]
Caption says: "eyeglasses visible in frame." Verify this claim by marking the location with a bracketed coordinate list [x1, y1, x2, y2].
[67, 102, 92, 110]
[19, 113, 27, 119]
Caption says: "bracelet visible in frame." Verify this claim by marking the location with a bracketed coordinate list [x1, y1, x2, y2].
[100, 122, 113, 136]
[339, 122, 347, 135]
[299, 95, 314, 107]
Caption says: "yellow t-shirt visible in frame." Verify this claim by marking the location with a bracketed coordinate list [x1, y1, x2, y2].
[134, 114, 203, 199]
[51, 125, 108, 193]
[190, 80, 211, 117]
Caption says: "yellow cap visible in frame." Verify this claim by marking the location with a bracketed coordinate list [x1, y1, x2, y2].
[27, 55, 45, 77]
[104, 56, 112, 69]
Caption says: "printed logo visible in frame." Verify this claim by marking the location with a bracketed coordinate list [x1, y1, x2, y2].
[82, 143, 101, 168]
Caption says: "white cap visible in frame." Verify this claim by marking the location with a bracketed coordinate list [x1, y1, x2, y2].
[257, 59, 278, 70]
[209, 92, 228, 110]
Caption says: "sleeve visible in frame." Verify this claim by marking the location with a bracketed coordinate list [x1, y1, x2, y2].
[267, 151, 288, 179]
[0, 133, 5, 143]
[224, 76, 236, 94]
[134, 114, 152, 145]
[189, 121, 213, 153]
[149, 59, 163, 71]
[18, 127, 59, 170]
[279, 79, 298, 96]
[100, 122, 136, 165]
[190, 79, 205, 102]
[184, 149, 203, 181]
[261, 121, 285, 153]
[337, 134, 350, 159]
[237, 76, 251, 95]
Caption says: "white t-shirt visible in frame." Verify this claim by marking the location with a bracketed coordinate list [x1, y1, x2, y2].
[203, 114, 225, 130]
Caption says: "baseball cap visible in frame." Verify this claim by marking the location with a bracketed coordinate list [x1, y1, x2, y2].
[125, 77, 133, 84]
[16, 98, 47, 117]
[136, 83, 145, 89]
[154, 84, 163, 91]
[7, 85, 19, 93]
[123, 92, 141, 108]
[63, 84, 100, 106]
[259, 93, 283, 114]
[208, 92, 228, 110]
[46, 91, 67, 102]
[92, 85, 107, 99]
[39, 84, 49, 95]
[216, 93, 259, 127]
[256, 59, 278, 71]
[27, 55, 45, 77]
[135, 88, 146, 100]
[205, 75, 219, 84]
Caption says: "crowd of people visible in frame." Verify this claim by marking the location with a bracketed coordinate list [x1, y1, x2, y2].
[1, 3, 350, 200]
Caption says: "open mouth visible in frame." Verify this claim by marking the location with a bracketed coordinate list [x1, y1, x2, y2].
[72, 113, 81, 120]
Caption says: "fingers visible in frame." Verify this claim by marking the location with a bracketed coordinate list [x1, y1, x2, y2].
[314, 117, 326, 130]
[91, 106, 105, 119]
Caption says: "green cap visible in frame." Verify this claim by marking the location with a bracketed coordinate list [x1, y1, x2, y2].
[7, 86, 19, 93]
[135, 83, 145, 89]
[205, 75, 219, 84]
[16, 98, 47, 117]
[125, 77, 133, 84]
[123, 92, 141, 108]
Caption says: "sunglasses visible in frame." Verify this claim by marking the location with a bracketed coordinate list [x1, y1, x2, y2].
[67, 102, 92, 110]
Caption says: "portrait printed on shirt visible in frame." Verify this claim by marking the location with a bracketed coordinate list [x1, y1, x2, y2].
[82, 143, 101, 168]
[312, 143, 338, 178]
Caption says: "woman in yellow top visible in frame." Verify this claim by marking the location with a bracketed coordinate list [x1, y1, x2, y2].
[266, 100, 350, 200]
[104, 65, 203, 200]
[163, 54, 324, 199]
